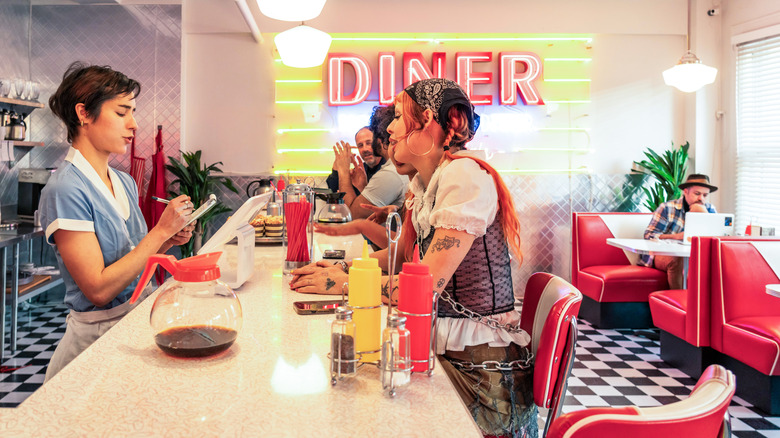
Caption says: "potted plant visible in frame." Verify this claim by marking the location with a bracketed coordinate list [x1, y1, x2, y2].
[166, 150, 238, 257]
[632, 141, 689, 212]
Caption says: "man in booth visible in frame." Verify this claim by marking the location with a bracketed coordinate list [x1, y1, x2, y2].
[325, 126, 385, 196]
[639, 174, 718, 289]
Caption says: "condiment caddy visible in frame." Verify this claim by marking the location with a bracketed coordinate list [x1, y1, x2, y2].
[328, 212, 438, 397]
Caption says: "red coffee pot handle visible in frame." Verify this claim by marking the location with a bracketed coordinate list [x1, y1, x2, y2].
[130, 254, 178, 304]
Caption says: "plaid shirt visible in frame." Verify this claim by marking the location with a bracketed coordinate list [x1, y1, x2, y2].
[639, 197, 716, 267]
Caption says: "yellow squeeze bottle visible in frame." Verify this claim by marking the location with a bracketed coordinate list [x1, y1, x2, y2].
[348, 241, 382, 362]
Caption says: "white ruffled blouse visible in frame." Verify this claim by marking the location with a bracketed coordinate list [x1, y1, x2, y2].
[407, 153, 531, 354]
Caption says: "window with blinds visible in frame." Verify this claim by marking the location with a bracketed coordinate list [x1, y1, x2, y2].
[736, 34, 780, 232]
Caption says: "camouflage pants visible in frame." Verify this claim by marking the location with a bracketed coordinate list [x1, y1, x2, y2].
[439, 343, 538, 438]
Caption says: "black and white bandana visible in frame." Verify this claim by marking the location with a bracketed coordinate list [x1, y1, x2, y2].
[403, 78, 480, 143]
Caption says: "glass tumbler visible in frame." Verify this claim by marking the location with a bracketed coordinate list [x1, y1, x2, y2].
[13, 78, 25, 100]
[0, 79, 10, 97]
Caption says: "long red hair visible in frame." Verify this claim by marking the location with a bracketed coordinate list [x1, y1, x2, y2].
[399, 92, 523, 266]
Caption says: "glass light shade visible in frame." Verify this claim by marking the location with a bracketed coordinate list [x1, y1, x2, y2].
[257, 0, 326, 21]
[274, 25, 332, 68]
[663, 52, 718, 93]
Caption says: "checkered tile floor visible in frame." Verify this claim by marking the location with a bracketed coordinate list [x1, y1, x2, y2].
[564, 320, 780, 438]
[2, 304, 779, 436]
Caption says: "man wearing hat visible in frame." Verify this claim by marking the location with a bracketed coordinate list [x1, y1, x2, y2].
[639, 174, 718, 289]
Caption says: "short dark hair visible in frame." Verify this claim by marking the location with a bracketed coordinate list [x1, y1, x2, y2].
[49, 61, 141, 143]
[369, 104, 394, 156]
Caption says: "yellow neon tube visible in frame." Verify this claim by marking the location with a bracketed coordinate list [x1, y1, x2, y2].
[544, 58, 592, 62]
[276, 148, 333, 153]
[275, 100, 324, 104]
[273, 170, 332, 175]
[277, 128, 333, 134]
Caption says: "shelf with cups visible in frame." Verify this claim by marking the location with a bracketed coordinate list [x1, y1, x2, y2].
[10, 140, 44, 147]
[0, 96, 45, 111]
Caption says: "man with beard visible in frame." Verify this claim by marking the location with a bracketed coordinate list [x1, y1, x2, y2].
[328, 109, 407, 220]
[639, 174, 718, 289]
[325, 126, 384, 196]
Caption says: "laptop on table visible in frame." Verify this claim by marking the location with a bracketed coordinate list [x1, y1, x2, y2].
[681, 212, 735, 244]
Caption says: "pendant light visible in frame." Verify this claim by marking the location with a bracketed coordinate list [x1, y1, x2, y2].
[257, 0, 326, 22]
[274, 24, 332, 68]
[663, 0, 717, 92]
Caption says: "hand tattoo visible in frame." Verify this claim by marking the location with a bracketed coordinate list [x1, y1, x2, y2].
[325, 277, 336, 291]
[429, 236, 460, 253]
[437, 278, 446, 289]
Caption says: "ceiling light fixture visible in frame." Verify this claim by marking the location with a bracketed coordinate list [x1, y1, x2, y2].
[663, 0, 717, 92]
[256, 0, 327, 22]
[274, 25, 332, 68]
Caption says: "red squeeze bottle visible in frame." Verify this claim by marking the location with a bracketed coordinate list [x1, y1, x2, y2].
[398, 244, 434, 372]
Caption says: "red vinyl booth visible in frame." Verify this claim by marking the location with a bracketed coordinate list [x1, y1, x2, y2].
[648, 236, 716, 378]
[546, 364, 735, 438]
[519, 272, 583, 437]
[711, 238, 780, 414]
[572, 212, 668, 328]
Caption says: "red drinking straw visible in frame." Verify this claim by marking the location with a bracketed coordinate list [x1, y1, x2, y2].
[284, 198, 311, 262]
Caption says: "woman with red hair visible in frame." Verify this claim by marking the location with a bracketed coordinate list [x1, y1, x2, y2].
[292, 78, 534, 437]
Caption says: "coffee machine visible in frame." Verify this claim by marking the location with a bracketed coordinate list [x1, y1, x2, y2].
[17, 168, 53, 223]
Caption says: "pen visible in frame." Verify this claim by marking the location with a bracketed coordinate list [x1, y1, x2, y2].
[151, 196, 170, 204]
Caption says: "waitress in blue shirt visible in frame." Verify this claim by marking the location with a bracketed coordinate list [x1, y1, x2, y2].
[40, 62, 194, 381]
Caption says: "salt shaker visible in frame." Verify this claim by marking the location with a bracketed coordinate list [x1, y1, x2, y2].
[381, 315, 412, 396]
[330, 306, 358, 384]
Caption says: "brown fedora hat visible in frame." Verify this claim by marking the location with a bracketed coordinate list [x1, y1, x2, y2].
[679, 173, 718, 192]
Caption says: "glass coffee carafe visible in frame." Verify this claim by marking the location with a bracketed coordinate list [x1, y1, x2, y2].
[315, 192, 352, 224]
[130, 252, 242, 358]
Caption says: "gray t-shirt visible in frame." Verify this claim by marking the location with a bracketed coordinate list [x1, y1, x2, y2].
[359, 160, 407, 208]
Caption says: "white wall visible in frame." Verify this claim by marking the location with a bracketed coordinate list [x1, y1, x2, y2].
[183, 0, 698, 177]
[718, 0, 780, 214]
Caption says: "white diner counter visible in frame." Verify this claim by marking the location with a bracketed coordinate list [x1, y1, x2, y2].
[0, 240, 481, 437]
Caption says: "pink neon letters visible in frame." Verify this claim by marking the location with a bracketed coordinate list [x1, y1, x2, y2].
[327, 52, 544, 107]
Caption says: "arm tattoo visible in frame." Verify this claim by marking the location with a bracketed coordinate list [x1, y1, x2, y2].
[325, 277, 336, 291]
[381, 278, 398, 299]
[429, 236, 460, 253]
[437, 278, 446, 289]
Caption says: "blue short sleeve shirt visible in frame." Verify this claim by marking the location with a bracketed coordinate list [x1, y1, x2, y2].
[40, 148, 148, 312]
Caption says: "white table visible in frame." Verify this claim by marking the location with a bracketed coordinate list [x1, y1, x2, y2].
[606, 238, 692, 287]
[767, 284, 780, 298]
[0, 241, 481, 437]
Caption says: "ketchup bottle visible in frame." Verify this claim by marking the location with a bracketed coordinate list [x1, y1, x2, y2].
[398, 245, 434, 372]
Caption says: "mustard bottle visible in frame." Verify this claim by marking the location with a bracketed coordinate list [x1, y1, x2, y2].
[348, 241, 382, 363]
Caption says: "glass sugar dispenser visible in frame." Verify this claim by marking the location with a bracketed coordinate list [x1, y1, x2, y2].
[380, 315, 412, 397]
[130, 252, 242, 358]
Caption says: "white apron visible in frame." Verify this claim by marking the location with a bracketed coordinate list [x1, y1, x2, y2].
[44, 284, 153, 382]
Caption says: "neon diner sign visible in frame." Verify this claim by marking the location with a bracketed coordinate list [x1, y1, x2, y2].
[328, 51, 544, 107]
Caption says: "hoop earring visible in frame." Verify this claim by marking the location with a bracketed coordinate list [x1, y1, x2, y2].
[80, 120, 84, 127]
[408, 131, 436, 156]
